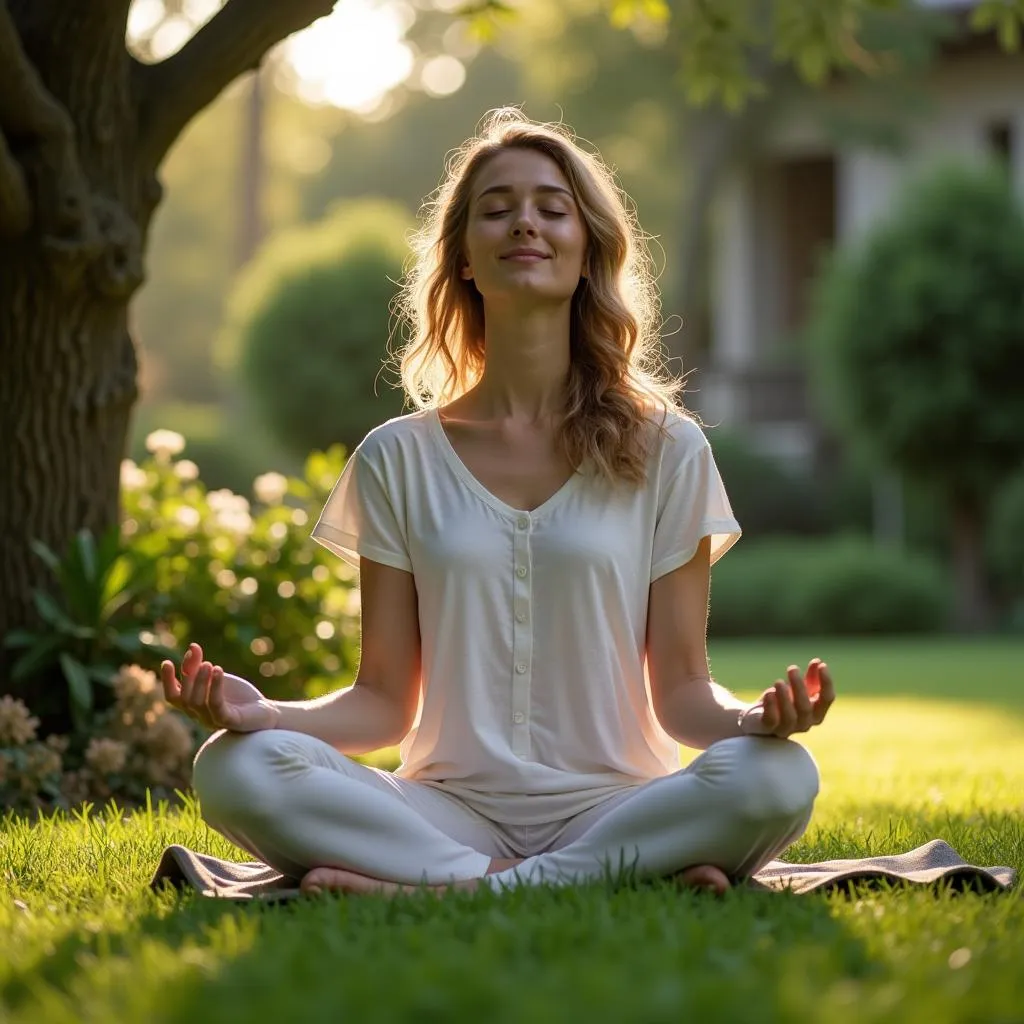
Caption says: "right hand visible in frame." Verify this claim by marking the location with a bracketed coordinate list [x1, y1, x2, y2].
[161, 642, 280, 733]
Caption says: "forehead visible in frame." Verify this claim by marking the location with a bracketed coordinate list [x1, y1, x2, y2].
[472, 147, 574, 199]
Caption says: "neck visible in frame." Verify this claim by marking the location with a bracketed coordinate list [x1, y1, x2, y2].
[470, 301, 572, 422]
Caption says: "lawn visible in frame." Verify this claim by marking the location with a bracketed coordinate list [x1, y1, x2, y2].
[2, 637, 1022, 1024]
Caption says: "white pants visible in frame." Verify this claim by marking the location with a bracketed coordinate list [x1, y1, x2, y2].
[192, 729, 819, 891]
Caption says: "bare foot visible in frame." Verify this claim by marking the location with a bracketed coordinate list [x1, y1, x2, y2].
[670, 865, 732, 895]
[300, 856, 525, 898]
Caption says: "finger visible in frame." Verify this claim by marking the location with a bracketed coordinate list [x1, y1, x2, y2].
[160, 661, 182, 706]
[788, 665, 813, 731]
[813, 663, 836, 724]
[774, 678, 796, 736]
[804, 658, 822, 699]
[190, 662, 212, 713]
[760, 690, 779, 732]
[182, 642, 202, 685]
[178, 660, 196, 706]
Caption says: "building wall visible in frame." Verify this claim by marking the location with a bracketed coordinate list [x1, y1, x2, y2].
[703, 47, 1024, 463]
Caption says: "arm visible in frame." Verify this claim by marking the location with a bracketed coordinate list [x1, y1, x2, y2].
[646, 537, 836, 747]
[271, 556, 421, 754]
[645, 536, 753, 750]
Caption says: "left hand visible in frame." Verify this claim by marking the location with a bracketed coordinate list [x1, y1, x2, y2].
[742, 658, 835, 738]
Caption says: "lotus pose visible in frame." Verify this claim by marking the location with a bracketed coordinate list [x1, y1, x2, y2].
[161, 109, 835, 898]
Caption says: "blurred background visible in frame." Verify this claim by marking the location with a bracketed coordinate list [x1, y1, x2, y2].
[125, 0, 1024, 637]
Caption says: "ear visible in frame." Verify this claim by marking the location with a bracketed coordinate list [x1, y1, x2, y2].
[460, 263, 474, 281]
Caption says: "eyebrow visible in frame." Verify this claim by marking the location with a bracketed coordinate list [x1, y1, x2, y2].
[474, 184, 575, 202]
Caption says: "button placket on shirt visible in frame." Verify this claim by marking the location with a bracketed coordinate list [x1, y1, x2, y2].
[510, 513, 533, 756]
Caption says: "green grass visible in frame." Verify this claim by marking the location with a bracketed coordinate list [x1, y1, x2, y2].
[3, 637, 1023, 1024]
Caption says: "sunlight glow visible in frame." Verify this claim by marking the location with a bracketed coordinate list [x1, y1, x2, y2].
[150, 15, 193, 61]
[420, 54, 466, 97]
[284, 0, 416, 113]
[127, 0, 164, 39]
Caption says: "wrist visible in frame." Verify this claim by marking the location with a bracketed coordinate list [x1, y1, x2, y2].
[737, 704, 767, 736]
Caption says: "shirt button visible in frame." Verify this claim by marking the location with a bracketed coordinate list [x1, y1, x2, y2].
[515, 566, 528, 578]
[513, 712, 525, 723]
[515, 662, 527, 674]
[517, 516, 529, 530]
[515, 611, 526, 623]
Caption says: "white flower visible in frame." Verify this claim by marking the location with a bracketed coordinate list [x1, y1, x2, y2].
[174, 459, 200, 481]
[120, 460, 147, 490]
[254, 472, 288, 505]
[145, 429, 186, 460]
[217, 509, 253, 537]
[207, 489, 250, 514]
[174, 506, 201, 530]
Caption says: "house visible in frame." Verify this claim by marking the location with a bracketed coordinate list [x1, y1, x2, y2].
[694, 0, 1024, 468]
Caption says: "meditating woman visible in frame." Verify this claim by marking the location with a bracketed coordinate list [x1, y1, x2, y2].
[160, 108, 835, 898]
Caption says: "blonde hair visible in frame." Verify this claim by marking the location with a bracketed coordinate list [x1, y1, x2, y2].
[393, 107, 689, 485]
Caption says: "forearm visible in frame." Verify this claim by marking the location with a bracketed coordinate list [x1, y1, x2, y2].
[657, 676, 761, 750]
[269, 682, 408, 755]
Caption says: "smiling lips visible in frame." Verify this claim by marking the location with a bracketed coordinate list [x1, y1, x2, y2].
[501, 247, 550, 261]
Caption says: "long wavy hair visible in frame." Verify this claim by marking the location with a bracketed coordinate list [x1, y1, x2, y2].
[392, 107, 690, 485]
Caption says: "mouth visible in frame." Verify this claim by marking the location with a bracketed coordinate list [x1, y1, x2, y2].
[501, 249, 551, 261]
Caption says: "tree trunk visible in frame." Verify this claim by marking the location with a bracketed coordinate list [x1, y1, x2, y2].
[950, 497, 993, 633]
[0, 2, 151, 731]
[0, 0, 334, 732]
[236, 66, 265, 268]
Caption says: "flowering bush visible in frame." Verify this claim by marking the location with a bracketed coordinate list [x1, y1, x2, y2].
[0, 666, 198, 815]
[121, 429, 360, 702]
[1, 429, 362, 813]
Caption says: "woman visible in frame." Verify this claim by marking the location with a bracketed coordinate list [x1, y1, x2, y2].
[161, 108, 834, 898]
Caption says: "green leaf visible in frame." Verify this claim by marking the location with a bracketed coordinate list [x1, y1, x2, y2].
[75, 529, 99, 585]
[87, 665, 118, 685]
[997, 10, 1021, 51]
[32, 591, 77, 633]
[11, 634, 64, 682]
[60, 653, 93, 711]
[110, 630, 144, 653]
[29, 539, 61, 575]
[96, 525, 123, 576]
[2, 630, 40, 649]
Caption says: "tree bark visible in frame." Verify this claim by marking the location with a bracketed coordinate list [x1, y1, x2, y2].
[0, 0, 338, 731]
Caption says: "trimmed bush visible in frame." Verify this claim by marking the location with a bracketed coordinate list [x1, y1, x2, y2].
[709, 536, 951, 636]
[220, 199, 412, 457]
[802, 162, 1024, 628]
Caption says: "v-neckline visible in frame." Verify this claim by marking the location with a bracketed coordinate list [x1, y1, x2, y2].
[428, 407, 585, 519]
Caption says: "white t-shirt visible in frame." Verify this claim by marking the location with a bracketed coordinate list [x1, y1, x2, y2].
[312, 406, 741, 824]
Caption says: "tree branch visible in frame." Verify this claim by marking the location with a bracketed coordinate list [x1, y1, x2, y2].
[136, 0, 337, 168]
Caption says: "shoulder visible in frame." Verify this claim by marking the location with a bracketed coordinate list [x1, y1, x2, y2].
[353, 409, 433, 469]
[646, 407, 710, 476]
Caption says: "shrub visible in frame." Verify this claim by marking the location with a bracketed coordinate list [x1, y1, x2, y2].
[706, 430, 829, 537]
[0, 666, 198, 816]
[803, 162, 1024, 628]
[220, 199, 412, 457]
[708, 536, 952, 636]
[2, 432, 365, 813]
[120, 431, 361, 704]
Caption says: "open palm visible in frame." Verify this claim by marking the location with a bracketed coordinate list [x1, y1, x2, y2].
[160, 643, 279, 733]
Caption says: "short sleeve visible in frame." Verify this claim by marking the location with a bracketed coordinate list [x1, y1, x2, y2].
[650, 438, 741, 583]
[311, 449, 412, 573]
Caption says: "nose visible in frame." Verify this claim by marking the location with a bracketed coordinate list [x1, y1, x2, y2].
[510, 207, 538, 238]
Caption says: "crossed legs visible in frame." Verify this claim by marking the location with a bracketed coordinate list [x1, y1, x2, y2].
[192, 729, 818, 896]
